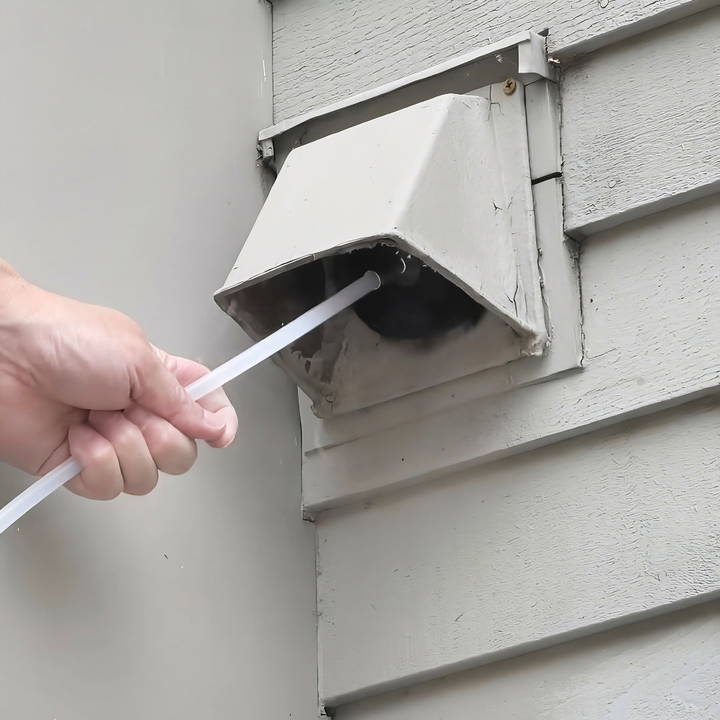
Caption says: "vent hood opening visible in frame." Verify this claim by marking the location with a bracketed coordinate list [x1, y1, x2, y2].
[231, 243, 486, 345]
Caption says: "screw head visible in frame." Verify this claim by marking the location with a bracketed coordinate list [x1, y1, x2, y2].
[503, 77, 517, 95]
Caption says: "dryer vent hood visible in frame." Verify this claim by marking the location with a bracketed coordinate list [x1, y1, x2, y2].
[216, 93, 546, 417]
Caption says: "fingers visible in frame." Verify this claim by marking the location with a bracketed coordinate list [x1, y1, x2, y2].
[169, 355, 238, 449]
[123, 405, 197, 475]
[88, 411, 158, 496]
[66, 407, 198, 500]
[67, 415, 160, 499]
[202, 402, 236, 449]
[129, 346, 227, 444]
[67, 424, 124, 500]
[61, 345, 237, 503]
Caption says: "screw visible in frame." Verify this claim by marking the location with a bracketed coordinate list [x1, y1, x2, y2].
[503, 78, 517, 95]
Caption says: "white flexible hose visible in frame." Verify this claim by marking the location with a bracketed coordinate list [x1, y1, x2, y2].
[0, 271, 381, 534]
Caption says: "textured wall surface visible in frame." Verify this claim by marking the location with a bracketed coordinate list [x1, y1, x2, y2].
[337, 601, 720, 720]
[271, 0, 712, 121]
[562, 8, 720, 235]
[317, 396, 720, 702]
[0, 2, 316, 718]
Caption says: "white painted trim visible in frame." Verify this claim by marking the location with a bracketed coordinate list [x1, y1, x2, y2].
[525, 79, 561, 181]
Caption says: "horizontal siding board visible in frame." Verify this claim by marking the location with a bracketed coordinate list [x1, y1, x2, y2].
[272, 4, 719, 237]
[562, 7, 720, 236]
[272, 0, 713, 122]
[303, 194, 720, 511]
[336, 601, 720, 717]
[316, 398, 720, 703]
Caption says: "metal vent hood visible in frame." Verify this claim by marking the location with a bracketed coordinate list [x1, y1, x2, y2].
[216, 93, 546, 417]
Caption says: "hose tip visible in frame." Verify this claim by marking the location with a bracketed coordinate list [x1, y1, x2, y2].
[363, 270, 383, 290]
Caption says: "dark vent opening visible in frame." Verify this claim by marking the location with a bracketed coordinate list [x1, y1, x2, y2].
[231, 243, 485, 344]
[329, 244, 484, 340]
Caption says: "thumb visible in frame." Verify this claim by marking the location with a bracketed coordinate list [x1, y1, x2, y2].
[130, 345, 226, 442]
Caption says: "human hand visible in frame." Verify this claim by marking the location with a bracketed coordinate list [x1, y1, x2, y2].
[0, 261, 237, 500]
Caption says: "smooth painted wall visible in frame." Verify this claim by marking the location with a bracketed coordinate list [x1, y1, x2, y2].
[0, 2, 317, 718]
